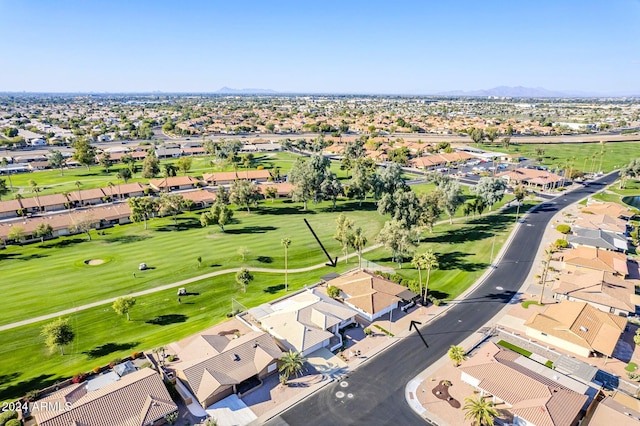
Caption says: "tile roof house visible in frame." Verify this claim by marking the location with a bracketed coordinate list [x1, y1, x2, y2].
[0, 199, 24, 219]
[585, 391, 640, 425]
[249, 289, 357, 356]
[202, 170, 272, 186]
[460, 342, 589, 426]
[524, 300, 627, 358]
[326, 270, 418, 321]
[179, 189, 216, 209]
[18, 193, 70, 213]
[562, 246, 629, 276]
[497, 167, 563, 189]
[67, 188, 109, 206]
[173, 331, 283, 408]
[567, 227, 628, 252]
[582, 201, 635, 220]
[34, 367, 177, 426]
[552, 270, 639, 317]
[149, 176, 201, 192]
[573, 214, 628, 235]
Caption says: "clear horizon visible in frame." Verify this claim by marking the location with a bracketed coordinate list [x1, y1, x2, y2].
[2, 0, 639, 94]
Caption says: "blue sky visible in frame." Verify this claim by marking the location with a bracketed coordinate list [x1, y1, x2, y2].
[1, 0, 639, 93]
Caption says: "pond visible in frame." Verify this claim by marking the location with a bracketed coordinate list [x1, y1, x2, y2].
[622, 196, 640, 209]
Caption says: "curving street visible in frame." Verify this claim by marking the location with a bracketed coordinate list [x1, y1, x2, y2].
[267, 172, 620, 426]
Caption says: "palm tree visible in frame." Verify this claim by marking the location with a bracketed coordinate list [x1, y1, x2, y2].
[75, 181, 83, 206]
[412, 250, 438, 305]
[278, 350, 306, 384]
[513, 185, 526, 222]
[350, 227, 368, 269]
[538, 245, 556, 304]
[463, 395, 499, 426]
[281, 237, 291, 291]
[107, 182, 115, 202]
[29, 180, 42, 212]
[448, 345, 466, 366]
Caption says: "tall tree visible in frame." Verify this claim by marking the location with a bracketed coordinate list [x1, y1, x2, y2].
[41, 317, 74, 355]
[278, 350, 307, 384]
[230, 179, 262, 212]
[334, 214, 355, 263]
[48, 150, 65, 176]
[127, 196, 159, 230]
[412, 250, 439, 305]
[99, 151, 112, 173]
[513, 185, 527, 221]
[485, 127, 499, 144]
[74, 180, 83, 206]
[463, 396, 499, 426]
[0, 178, 8, 200]
[71, 214, 97, 241]
[321, 173, 343, 209]
[473, 177, 506, 210]
[469, 128, 485, 144]
[235, 268, 253, 293]
[159, 193, 188, 225]
[72, 138, 97, 170]
[289, 155, 329, 209]
[0, 158, 13, 192]
[281, 237, 291, 291]
[376, 220, 419, 268]
[438, 179, 464, 224]
[33, 223, 53, 242]
[377, 189, 421, 228]
[176, 157, 192, 175]
[112, 297, 136, 321]
[348, 158, 376, 206]
[418, 190, 444, 234]
[349, 227, 368, 269]
[141, 149, 160, 178]
[29, 179, 42, 211]
[117, 167, 132, 184]
[539, 245, 556, 304]
[374, 163, 407, 199]
[200, 201, 233, 232]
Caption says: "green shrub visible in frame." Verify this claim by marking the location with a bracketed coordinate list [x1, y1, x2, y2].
[628, 372, 640, 382]
[522, 300, 542, 309]
[0, 410, 18, 425]
[363, 327, 372, 336]
[554, 239, 569, 249]
[556, 224, 571, 234]
[326, 285, 340, 298]
[4, 419, 21, 426]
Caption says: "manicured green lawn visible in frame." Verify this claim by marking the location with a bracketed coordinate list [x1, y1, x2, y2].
[480, 141, 640, 173]
[497, 340, 532, 357]
[591, 179, 640, 206]
[522, 300, 543, 309]
[0, 268, 352, 402]
[0, 199, 387, 325]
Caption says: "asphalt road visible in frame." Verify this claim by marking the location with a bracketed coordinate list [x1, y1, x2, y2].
[267, 172, 620, 426]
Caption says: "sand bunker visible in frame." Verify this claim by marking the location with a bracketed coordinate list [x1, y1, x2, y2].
[84, 259, 105, 266]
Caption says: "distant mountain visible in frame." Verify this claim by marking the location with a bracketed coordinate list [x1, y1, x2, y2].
[436, 86, 601, 98]
[216, 87, 278, 94]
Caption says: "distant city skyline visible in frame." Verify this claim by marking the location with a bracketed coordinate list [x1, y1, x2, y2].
[2, 0, 639, 94]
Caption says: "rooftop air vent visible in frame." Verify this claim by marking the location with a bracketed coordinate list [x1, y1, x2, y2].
[579, 326, 588, 332]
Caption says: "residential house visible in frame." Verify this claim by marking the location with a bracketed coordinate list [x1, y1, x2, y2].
[67, 188, 109, 207]
[155, 146, 182, 158]
[582, 201, 635, 220]
[562, 246, 629, 276]
[248, 289, 358, 356]
[33, 367, 177, 426]
[567, 227, 628, 253]
[19, 193, 69, 213]
[108, 182, 147, 200]
[524, 300, 626, 358]
[0, 199, 23, 219]
[202, 170, 272, 186]
[460, 342, 589, 426]
[497, 167, 563, 190]
[180, 189, 216, 209]
[149, 176, 201, 192]
[573, 214, 628, 235]
[172, 331, 283, 408]
[585, 391, 640, 425]
[257, 182, 293, 199]
[552, 269, 639, 317]
[326, 270, 418, 321]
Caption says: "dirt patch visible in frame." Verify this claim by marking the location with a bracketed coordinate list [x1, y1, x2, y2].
[84, 259, 105, 266]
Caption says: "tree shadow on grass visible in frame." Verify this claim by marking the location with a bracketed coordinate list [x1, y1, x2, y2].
[254, 206, 316, 216]
[145, 314, 187, 326]
[427, 290, 450, 300]
[104, 235, 152, 244]
[264, 284, 285, 294]
[225, 226, 277, 235]
[40, 238, 85, 249]
[423, 227, 494, 244]
[84, 342, 139, 359]
[320, 201, 378, 213]
[256, 256, 273, 263]
[155, 218, 202, 232]
[437, 251, 486, 272]
[0, 373, 57, 402]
